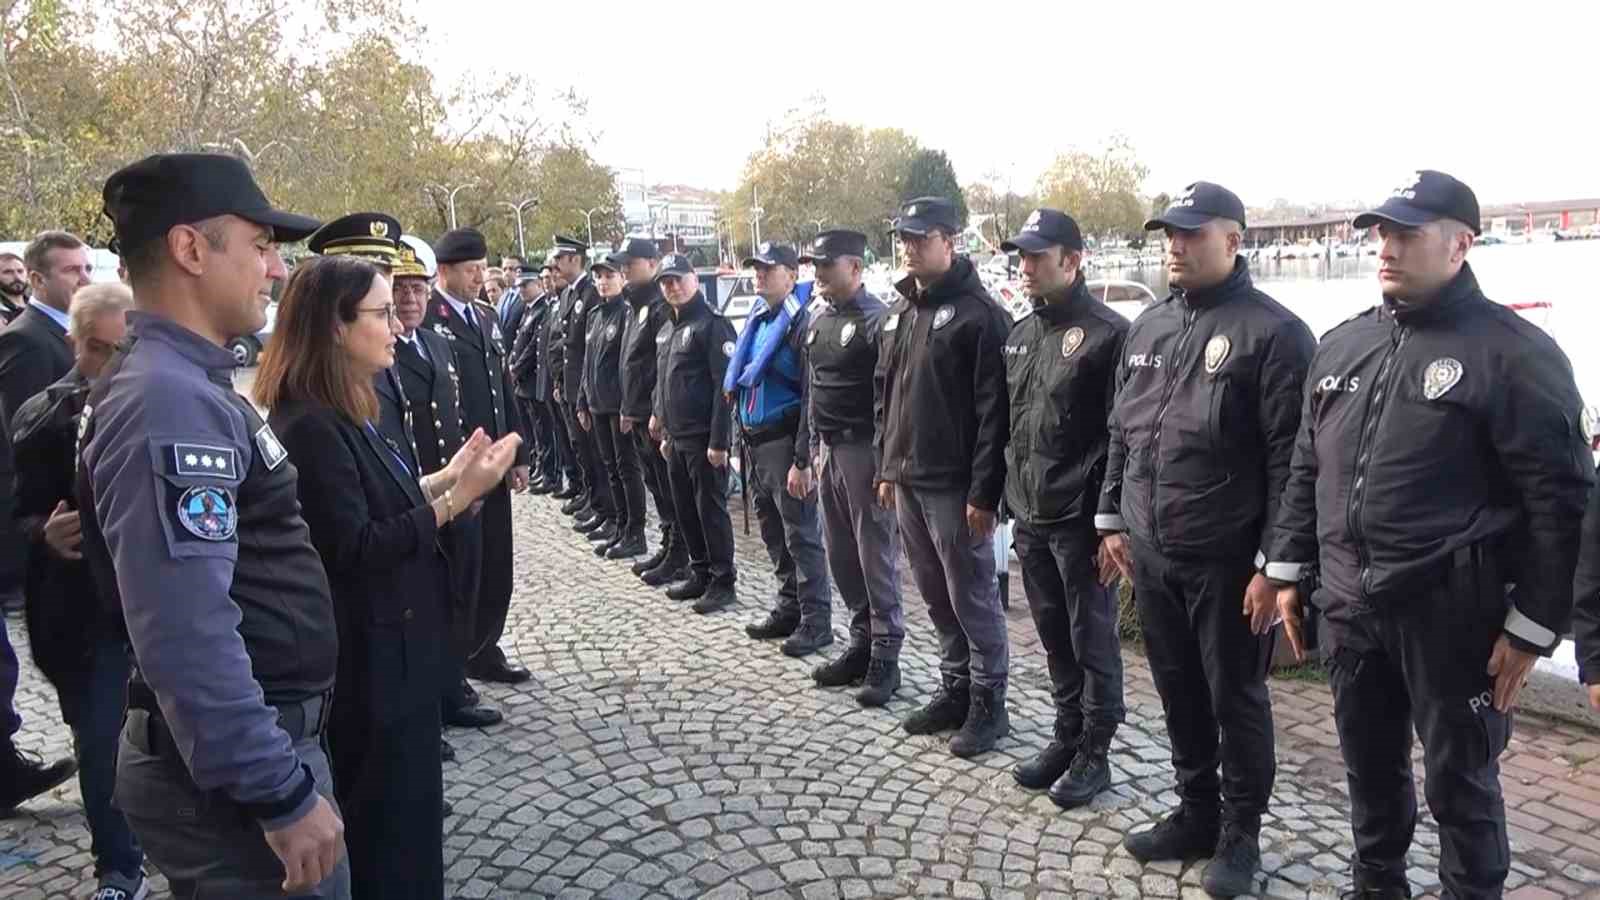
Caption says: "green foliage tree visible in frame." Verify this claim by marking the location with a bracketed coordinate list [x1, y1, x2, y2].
[897, 148, 967, 226]
[1034, 135, 1151, 241]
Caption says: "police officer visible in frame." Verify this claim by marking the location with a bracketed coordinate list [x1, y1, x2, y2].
[877, 197, 1012, 758]
[999, 209, 1128, 809]
[537, 251, 580, 498]
[422, 228, 531, 686]
[654, 254, 738, 613]
[1097, 182, 1314, 896]
[801, 230, 906, 706]
[510, 266, 558, 492]
[552, 236, 616, 530]
[729, 242, 832, 656]
[577, 252, 644, 557]
[1266, 171, 1592, 900]
[79, 152, 348, 897]
[617, 239, 685, 583]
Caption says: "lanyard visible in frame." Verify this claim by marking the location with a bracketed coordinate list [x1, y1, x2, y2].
[365, 421, 413, 479]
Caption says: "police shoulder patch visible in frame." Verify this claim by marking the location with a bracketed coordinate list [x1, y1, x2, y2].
[1204, 334, 1231, 374]
[176, 485, 237, 541]
[1061, 326, 1086, 359]
[1422, 357, 1463, 400]
[254, 424, 289, 471]
[173, 443, 240, 478]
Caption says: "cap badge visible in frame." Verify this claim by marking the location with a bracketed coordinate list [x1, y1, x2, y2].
[758, 242, 771, 255]
[1204, 335, 1231, 374]
[932, 305, 955, 330]
[840, 321, 856, 346]
[370, 220, 389, 237]
[1422, 357, 1463, 400]
[906, 204, 919, 217]
[1393, 171, 1424, 200]
[1024, 210, 1042, 232]
[1062, 327, 1085, 359]
[1173, 186, 1197, 208]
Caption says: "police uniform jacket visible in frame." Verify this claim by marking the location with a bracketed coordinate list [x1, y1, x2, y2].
[421, 289, 528, 467]
[808, 285, 887, 446]
[874, 256, 1011, 511]
[536, 286, 566, 403]
[76, 313, 337, 829]
[578, 292, 629, 417]
[270, 398, 451, 724]
[1267, 263, 1592, 655]
[620, 282, 671, 421]
[1003, 273, 1129, 527]
[1572, 467, 1600, 682]
[659, 292, 736, 451]
[1097, 258, 1315, 561]
[509, 294, 550, 399]
[559, 275, 600, 402]
[394, 329, 465, 477]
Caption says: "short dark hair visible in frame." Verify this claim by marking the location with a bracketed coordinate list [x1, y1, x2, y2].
[252, 255, 382, 423]
[119, 217, 230, 284]
[24, 230, 85, 274]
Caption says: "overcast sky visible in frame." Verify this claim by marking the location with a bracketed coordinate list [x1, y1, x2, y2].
[427, 0, 1596, 207]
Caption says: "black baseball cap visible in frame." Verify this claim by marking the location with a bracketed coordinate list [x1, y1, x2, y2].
[653, 253, 695, 283]
[890, 197, 962, 236]
[102, 153, 322, 251]
[742, 241, 799, 269]
[1002, 208, 1084, 253]
[800, 230, 868, 264]
[619, 238, 661, 261]
[1353, 170, 1481, 236]
[589, 252, 628, 273]
[1144, 182, 1247, 231]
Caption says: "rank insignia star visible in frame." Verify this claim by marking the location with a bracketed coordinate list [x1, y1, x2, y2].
[185, 453, 199, 467]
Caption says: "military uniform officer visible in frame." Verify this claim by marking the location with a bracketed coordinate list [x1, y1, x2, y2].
[801, 230, 906, 707]
[654, 254, 739, 612]
[877, 197, 1013, 759]
[78, 153, 349, 897]
[998, 209, 1128, 809]
[421, 228, 531, 686]
[1267, 171, 1593, 900]
[576, 252, 643, 556]
[617, 239, 685, 583]
[1098, 182, 1315, 897]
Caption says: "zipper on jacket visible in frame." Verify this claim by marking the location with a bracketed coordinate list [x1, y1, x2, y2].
[1347, 323, 1409, 597]
[1146, 306, 1198, 549]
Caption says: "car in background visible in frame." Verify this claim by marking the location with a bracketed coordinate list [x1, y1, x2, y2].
[1090, 279, 1159, 322]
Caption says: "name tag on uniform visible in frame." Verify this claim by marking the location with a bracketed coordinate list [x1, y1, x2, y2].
[173, 443, 239, 478]
[255, 424, 288, 471]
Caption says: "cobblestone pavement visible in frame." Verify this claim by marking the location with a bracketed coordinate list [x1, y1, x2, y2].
[4, 490, 1600, 899]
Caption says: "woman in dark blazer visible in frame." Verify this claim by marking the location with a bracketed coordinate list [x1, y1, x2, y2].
[254, 255, 520, 898]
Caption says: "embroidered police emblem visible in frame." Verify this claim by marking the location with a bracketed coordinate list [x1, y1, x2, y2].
[574, 300, 584, 315]
[1062, 327, 1085, 359]
[255, 423, 289, 471]
[605, 323, 618, 340]
[174, 443, 238, 478]
[655, 327, 671, 345]
[1204, 335, 1231, 374]
[1023, 209, 1043, 232]
[721, 340, 735, 358]
[1422, 358, 1463, 400]
[638, 306, 650, 324]
[176, 485, 237, 541]
[759, 241, 772, 255]
[932, 306, 955, 330]
[807, 328, 818, 345]
[884, 313, 900, 332]
[840, 321, 856, 346]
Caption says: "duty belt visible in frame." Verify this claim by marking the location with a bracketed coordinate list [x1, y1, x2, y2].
[126, 681, 332, 757]
[741, 412, 801, 448]
[817, 426, 872, 447]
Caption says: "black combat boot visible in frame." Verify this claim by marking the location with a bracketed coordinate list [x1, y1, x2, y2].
[574, 512, 606, 534]
[559, 491, 587, 514]
[1123, 803, 1221, 863]
[949, 682, 1009, 758]
[780, 616, 833, 657]
[811, 643, 871, 687]
[744, 609, 799, 640]
[632, 532, 671, 575]
[592, 529, 622, 556]
[1013, 719, 1081, 790]
[692, 579, 736, 614]
[855, 656, 901, 707]
[606, 530, 647, 559]
[902, 674, 969, 735]
[1201, 817, 1262, 898]
[551, 483, 580, 501]
[666, 572, 709, 601]
[1048, 730, 1113, 809]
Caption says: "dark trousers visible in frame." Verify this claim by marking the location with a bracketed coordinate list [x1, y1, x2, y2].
[442, 516, 481, 709]
[747, 435, 830, 620]
[667, 441, 735, 581]
[116, 714, 351, 898]
[1323, 551, 1512, 898]
[1014, 520, 1125, 740]
[594, 414, 647, 537]
[895, 485, 1009, 688]
[636, 428, 678, 540]
[0, 618, 17, 739]
[329, 702, 444, 900]
[567, 403, 613, 519]
[1131, 540, 1275, 823]
[521, 396, 557, 483]
[59, 628, 142, 878]
[548, 398, 580, 490]
[469, 484, 514, 667]
[817, 440, 904, 658]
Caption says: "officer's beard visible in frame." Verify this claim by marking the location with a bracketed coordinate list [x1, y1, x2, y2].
[0, 281, 24, 303]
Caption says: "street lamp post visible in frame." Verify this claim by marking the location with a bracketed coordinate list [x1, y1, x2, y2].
[499, 197, 538, 258]
[579, 207, 601, 247]
[427, 182, 476, 230]
[811, 219, 825, 234]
